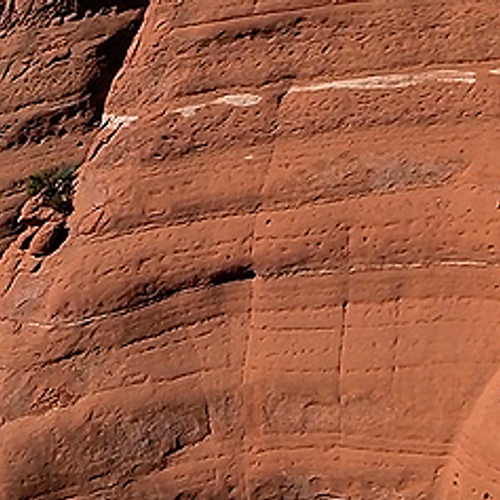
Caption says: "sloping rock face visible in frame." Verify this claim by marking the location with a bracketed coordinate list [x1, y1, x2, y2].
[0, 0, 146, 255]
[438, 368, 500, 500]
[2, 0, 500, 499]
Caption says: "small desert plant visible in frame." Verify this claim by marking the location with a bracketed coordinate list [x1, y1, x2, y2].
[26, 162, 79, 214]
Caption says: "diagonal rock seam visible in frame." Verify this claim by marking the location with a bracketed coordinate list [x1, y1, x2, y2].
[0, 1, 151, 262]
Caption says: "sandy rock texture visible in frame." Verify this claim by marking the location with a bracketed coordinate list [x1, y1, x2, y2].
[0, 0, 147, 255]
[2, 0, 500, 499]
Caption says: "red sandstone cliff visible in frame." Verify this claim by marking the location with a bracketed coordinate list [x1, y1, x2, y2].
[2, 1, 500, 499]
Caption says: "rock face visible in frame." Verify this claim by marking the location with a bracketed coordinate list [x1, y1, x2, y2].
[0, 0, 146, 255]
[2, 0, 500, 499]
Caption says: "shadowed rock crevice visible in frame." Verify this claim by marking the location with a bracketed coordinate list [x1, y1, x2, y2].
[0, 1, 149, 151]
[85, 12, 147, 123]
[77, 261, 255, 322]
[0, 0, 150, 256]
[209, 265, 256, 286]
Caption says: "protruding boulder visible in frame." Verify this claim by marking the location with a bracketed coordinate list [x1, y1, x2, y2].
[28, 220, 67, 256]
[14, 226, 38, 250]
[18, 194, 57, 226]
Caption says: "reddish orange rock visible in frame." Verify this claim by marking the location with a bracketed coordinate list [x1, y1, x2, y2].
[2, 1, 500, 500]
[18, 195, 58, 226]
[27, 220, 67, 257]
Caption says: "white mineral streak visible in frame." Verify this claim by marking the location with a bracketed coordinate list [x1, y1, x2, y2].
[289, 69, 476, 93]
[174, 104, 208, 118]
[173, 93, 262, 117]
[101, 113, 138, 128]
[103, 69, 479, 125]
[214, 93, 262, 107]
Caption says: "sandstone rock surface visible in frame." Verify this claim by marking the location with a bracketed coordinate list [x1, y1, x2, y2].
[0, 0, 147, 255]
[2, 0, 500, 499]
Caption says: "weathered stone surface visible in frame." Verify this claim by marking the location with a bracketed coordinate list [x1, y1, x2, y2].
[0, 0, 148, 255]
[27, 219, 66, 256]
[2, 1, 500, 499]
[18, 194, 57, 225]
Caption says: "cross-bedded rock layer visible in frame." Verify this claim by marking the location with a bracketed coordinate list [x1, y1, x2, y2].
[2, 1, 500, 499]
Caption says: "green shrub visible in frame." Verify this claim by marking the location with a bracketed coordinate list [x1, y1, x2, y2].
[26, 162, 79, 214]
